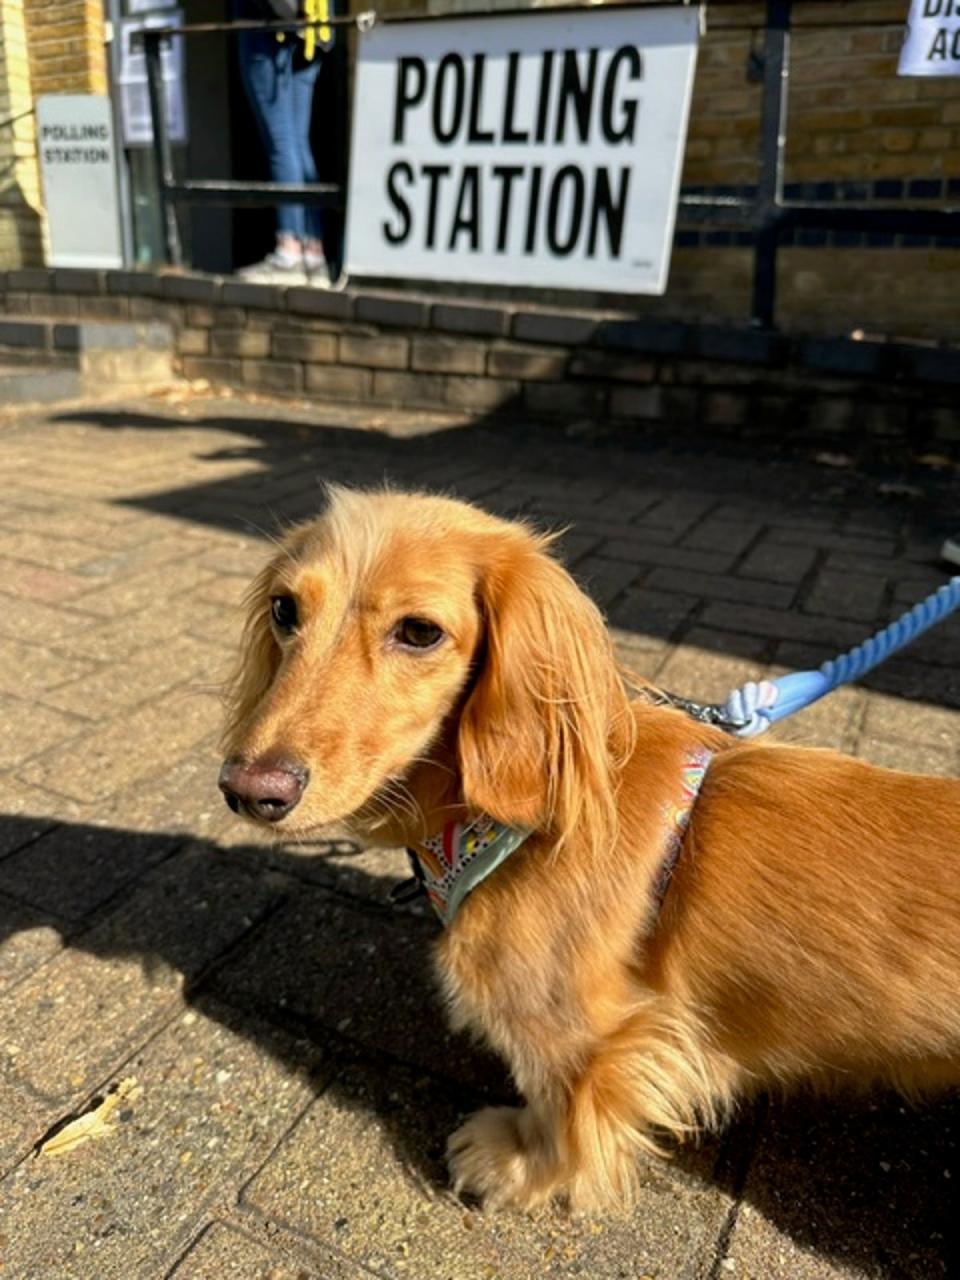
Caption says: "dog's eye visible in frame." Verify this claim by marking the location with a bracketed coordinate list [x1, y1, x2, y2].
[394, 617, 445, 651]
[270, 595, 298, 633]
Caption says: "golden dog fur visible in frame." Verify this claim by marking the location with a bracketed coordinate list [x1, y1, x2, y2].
[222, 486, 960, 1212]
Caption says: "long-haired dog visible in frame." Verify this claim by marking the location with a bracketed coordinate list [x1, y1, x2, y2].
[220, 486, 960, 1212]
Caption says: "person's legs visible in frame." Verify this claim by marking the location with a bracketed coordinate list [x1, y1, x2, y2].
[290, 55, 324, 249]
[237, 31, 308, 253]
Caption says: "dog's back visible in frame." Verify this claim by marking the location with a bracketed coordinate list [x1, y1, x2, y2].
[659, 743, 960, 1094]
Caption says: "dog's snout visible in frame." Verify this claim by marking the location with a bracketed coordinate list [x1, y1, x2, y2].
[218, 757, 308, 822]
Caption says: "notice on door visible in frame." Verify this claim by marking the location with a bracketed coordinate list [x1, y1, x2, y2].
[345, 6, 700, 295]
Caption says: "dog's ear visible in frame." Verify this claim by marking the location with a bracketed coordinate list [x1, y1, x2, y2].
[221, 559, 282, 751]
[457, 532, 632, 848]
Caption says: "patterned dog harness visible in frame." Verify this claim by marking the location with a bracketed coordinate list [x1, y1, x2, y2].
[393, 749, 713, 927]
[399, 815, 531, 927]
[649, 747, 713, 917]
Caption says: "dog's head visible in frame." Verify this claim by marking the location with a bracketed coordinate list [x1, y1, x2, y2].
[220, 487, 630, 847]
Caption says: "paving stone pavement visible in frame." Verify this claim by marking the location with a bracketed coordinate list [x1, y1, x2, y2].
[0, 392, 957, 1280]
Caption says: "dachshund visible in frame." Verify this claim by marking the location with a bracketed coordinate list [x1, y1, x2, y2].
[219, 485, 960, 1212]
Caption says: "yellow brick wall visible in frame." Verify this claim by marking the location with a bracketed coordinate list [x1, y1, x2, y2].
[23, 0, 107, 98]
[0, 0, 43, 268]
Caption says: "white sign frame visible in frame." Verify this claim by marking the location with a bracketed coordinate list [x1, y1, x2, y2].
[346, 5, 700, 295]
[37, 95, 123, 269]
[899, 0, 960, 76]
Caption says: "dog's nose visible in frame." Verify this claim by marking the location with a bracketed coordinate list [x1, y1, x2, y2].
[218, 757, 308, 822]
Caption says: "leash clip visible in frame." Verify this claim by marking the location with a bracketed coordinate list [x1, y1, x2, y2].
[660, 690, 748, 732]
[389, 848, 426, 905]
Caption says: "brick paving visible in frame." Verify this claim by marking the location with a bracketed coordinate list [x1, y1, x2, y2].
[0, 392, 957, 1279]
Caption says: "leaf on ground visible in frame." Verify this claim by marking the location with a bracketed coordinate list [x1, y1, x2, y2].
[38, 1078, 141, 1157]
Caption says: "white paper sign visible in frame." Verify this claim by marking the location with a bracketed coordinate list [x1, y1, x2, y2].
[346, 6, 700, 294]
[899, 0, 960, 76]
[37, 95, 123, 268]
[118, 11, 188, 146]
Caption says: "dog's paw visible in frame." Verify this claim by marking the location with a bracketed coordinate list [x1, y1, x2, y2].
[447, 1106, 557, 1212]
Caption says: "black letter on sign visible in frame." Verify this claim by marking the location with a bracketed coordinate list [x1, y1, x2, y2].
[535, 51, 555, 143]
[449, 166, 481, 250]
[556, 49, 599, 144]
[433, 54, 466, 144]
[468, 54, 495, 143]
[928, 27, 949, 59]
[587, 167, 630, 257]
[394, 57, 426, 144]
[546, 165, 585, 256]
[383, 161, 413, 244]
[422, 164, 451, 249]
[502, 52, 529, 143]
[525, 166, 543, 253]
[601, 47, 642, 143]
[493, 165, 523, 251]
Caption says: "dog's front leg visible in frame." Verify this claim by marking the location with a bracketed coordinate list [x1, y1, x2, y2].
[447, 1092, 569, 1212]
[447, 997, 728, 1213]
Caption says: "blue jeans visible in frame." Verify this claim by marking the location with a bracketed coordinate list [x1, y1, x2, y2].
[237, 31, 323, 242]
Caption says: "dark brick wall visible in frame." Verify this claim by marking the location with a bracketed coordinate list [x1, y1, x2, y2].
[1, 268, 958, 461]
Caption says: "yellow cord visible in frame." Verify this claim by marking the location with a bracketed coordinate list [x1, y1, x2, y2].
[275, 2, 331, 60]
[303, 0, 331, 60]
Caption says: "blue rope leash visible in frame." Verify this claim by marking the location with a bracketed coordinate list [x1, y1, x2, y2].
[719, 575, 960, 737]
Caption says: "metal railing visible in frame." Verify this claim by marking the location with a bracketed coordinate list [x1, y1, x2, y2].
[139, 13, 351, 268]
[138, 1, 960, 330]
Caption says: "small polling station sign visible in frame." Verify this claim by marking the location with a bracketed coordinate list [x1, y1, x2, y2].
[899, 0, 960, 75]
[36, 95, 123, 268]
[345, 5, 700, 294]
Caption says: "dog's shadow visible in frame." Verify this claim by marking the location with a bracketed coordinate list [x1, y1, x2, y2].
[1, 812, 955, 1276]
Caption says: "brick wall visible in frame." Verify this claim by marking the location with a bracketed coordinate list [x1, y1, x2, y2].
[3, 270, 958, 463]
[0, 0, 43, 269]
[23, 0, 107, 98]
[687, 0, 960, 187]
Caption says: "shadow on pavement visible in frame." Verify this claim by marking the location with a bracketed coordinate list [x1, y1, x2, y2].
[48, 404, 960, 713]
[53, 404, 960, 535]
[0, 812, 955, 1277]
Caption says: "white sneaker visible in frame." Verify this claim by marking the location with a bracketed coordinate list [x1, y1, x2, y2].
[304, 247, 337, 288]
[942, 535, 960, 568]
[238, 248, 307, 284]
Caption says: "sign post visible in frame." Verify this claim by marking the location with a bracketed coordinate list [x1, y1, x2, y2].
[346, 5, 700, 295]
[36, 95, 123, 269]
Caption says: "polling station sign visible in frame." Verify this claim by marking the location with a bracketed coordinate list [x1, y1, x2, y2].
[37, 95, 122, 269]
[899, 0, 960, 75]
[345, 6, 700, 294]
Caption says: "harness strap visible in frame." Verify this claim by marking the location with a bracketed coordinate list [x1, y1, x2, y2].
[390, 749, 713, 928]
[648, 748, 712, 921]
